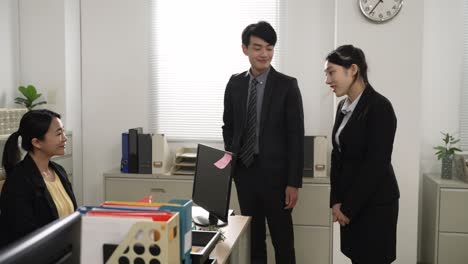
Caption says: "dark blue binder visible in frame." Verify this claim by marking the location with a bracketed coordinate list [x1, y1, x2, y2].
[121, 132, 129, 173]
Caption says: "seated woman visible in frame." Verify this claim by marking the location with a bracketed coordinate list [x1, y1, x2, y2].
[0, 109, 77, 247]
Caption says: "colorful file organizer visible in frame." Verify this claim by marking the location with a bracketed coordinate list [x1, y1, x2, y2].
[106, 213, 180, 264]
[99, 199, 193, 264]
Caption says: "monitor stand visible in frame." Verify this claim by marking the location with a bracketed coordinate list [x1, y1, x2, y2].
[192, 213, 227, 227]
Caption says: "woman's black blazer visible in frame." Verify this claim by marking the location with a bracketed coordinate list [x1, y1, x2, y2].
[0, 153, 77, 247]
[330, 85, 400, 220]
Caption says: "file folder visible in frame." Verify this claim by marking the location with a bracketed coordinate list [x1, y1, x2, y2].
[303, 136, 314, 177]
[151, 133, 171, 174]
[121, 133, 129, 173]
[313, 136, 327, 177]
[138, 133, 152, 174]
[128, 127, 142, 173]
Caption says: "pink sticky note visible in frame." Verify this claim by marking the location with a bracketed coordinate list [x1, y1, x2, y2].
[214, 153, 232, 169]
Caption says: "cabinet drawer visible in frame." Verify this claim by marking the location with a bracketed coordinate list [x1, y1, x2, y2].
[438, 233, 468, 264]
[265, 226, 331, 264]
[292, 184, 331, 226]
[439, 189, 468, 233]
[105, 178, 193, 203]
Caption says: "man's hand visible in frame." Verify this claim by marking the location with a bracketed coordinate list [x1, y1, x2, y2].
[284, 186, 299, 209]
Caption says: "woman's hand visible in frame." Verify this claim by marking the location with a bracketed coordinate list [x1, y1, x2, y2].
[332, 203, 350, 226]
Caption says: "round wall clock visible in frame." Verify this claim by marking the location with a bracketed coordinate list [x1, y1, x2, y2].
[359, 0, 404, 23]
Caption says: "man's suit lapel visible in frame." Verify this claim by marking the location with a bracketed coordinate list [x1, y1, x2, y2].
[259, 67, 276, 136]
[238, 73, 250, 131]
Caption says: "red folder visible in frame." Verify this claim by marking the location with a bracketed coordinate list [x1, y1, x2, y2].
[87, 211, 173, 222]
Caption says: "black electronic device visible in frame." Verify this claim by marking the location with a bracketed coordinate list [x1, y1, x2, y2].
[0, 212, 81, 264]
[192, 144, 235, 227]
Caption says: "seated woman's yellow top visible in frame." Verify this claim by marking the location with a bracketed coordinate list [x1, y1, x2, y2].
[44, 172, 74, 219]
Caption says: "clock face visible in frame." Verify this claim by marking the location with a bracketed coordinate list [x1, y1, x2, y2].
[359, 0, 404, 23]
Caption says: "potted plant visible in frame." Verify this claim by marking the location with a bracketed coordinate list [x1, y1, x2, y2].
[14, 85, 47, 110]
[434, 132, 462, 179]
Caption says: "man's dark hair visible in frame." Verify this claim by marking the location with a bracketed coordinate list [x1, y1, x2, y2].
[242, 21, 277, 47]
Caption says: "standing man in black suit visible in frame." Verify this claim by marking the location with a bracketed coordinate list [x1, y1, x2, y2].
[222, 21, 304, 264]
[325, 45, 400, 264]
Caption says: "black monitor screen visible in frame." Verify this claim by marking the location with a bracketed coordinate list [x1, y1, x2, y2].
[0, 212, 81, 264]
[192, 144, 235, 227]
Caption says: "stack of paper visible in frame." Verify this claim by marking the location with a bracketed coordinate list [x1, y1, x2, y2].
[172, 147, 197, 175]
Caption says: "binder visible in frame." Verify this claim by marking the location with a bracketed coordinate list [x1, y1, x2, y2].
[138, 133, 152, 174]
[303, 136, 315, 177]
[151, 133, 171, 174]
[128, 127, 142, 173]
[121, 133, 129, 173]
[313, 136, 328, 177]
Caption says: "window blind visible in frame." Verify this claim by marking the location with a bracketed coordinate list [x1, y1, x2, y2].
[149, 0, 284, 141]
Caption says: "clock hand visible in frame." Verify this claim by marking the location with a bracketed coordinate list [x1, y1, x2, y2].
[369, 0, 383, 15]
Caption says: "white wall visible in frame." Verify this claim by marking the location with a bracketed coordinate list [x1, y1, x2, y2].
[282, 0, 335, 136]
[0, 0, 19, 108]
[18, 0, 67, 122]
[64, 0, 83, 206]
[80, 0, 149, 205]
[421, 1, 463, 178]
[419, 0, 465, 260]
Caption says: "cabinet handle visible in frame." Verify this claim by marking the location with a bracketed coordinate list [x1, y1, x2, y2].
[151, 188, 166, 193]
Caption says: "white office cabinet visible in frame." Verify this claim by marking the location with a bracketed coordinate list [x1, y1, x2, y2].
[104, 172, 242, 212]
[105, 177, 193, 202]
[420, 174, 468, 264]
[104, 172, 332, 264]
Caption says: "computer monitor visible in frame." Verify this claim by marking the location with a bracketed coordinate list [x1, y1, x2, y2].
[192, 144, 235, 227]
[0, 212, 81, 264]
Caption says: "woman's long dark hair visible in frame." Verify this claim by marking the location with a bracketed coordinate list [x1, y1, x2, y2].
[2, 109, 61, 177]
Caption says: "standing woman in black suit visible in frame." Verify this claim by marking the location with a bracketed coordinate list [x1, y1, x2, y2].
[0, 109, 77, 248]
[324, 45, 400, 264]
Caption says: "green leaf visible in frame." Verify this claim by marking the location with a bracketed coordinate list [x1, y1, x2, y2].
[452, 147, 462, 153]
[18, 86, 28, 96]
[433, 146, 446, 151]
[14, 97, 28, 103]
[451, 139, 460, 144]
[444, 133, 450, 144]
[30, 101, 47, 109]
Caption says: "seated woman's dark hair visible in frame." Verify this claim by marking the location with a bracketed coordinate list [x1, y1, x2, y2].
[242, 21, 277, 47]
[2, 109, 61, 176]
[326, 44, 369, 84]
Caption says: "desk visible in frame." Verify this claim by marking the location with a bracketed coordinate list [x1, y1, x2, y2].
[210, 215, 251, 264]
[104, 172, 332, 263]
